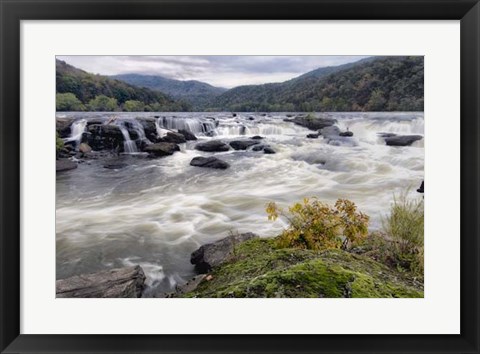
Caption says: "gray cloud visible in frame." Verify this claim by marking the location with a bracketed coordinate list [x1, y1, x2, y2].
[56, 55, 370, 88]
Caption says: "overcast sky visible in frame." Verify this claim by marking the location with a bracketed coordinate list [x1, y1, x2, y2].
[57, 55, 370, 88]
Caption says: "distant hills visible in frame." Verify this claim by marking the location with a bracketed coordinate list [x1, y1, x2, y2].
[56, 60, 190, 112]
[56, 56, 423, 112]
[111, 74, 227, 110]
[209, 56, 423, 112]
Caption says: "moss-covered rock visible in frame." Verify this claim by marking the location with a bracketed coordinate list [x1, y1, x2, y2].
[182, 238, 423, 298]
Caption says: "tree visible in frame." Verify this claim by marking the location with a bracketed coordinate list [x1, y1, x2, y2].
[123, 100, 145, 112]
[366, 89, 387, 111]
[56, 93, 85, 111]
[87, 95, 118, 111]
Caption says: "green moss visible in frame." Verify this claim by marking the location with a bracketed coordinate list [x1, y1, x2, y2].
[184, 238, 423, 298]
[56, 132, 64, 152]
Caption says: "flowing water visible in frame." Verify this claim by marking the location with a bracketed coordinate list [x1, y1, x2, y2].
[56, 111, 424, 295]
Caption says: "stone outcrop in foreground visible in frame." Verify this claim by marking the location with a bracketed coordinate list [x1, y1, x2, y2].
[184, 238, 424, 298]
[56, 265, 146, 298]
[190, 232, 259, 273]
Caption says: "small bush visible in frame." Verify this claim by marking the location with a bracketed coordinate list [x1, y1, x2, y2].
[382, 193, 424, 275]
[266, 198, 369, 250]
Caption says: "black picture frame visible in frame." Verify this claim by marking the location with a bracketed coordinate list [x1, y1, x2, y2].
[1, 0, 479, 353]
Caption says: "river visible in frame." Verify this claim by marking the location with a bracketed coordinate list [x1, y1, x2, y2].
[56, 111, 424, 296]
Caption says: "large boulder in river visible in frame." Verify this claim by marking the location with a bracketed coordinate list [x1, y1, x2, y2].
[178, 129, 197, 141]
[135, 117, 158, 142]
[195, 140, 230, 152]
[56, 266, 146, 298]
[384, 135, 423, 146]
[86, 124, 124, 151]
[160, 131, 187, 144]
[190, 156, 230, 170]
[191, 232, 259, 273]
[229, 140, 260, 150]
[144, 142, 180, 157]
[56, 159, 77, 172]
[287, 115, 337, 131]
[56, 118, 74, 138]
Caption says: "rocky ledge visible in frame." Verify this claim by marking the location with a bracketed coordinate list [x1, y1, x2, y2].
[180, 236, 423, 298]
[56, 265, 146, 298]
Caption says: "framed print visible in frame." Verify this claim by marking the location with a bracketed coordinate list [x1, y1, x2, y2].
[1, 0, 479, 353]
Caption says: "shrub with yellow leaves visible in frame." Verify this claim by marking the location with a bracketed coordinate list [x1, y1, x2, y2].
[266, 198, 369, 250]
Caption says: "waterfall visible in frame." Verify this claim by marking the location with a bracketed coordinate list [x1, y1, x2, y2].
[64, 119, 87, 148]
[157, 117, 217, 135]
[130, 120, 150, 143]
[117, 124, 138, 153]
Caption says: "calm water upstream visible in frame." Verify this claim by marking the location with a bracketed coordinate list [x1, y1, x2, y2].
[56, 112, 424, 295]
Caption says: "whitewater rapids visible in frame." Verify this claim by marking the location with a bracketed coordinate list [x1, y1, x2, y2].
[56, 111, 424, 295]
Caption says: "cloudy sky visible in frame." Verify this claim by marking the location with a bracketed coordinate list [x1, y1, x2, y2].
[57, 55, 370, 88]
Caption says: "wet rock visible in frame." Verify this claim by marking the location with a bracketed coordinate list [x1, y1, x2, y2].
[160, 131, 187, 144]
[56, 159, 77, 172]
[287, 115, 337, 131]
[85, 119, 104, 126]
[56, 266, 146, 298]
[178, 129, 197, 141]
[79, 143, 92, 153]
[232, 113, 237, 117]
[191, 232, 259, 273]
[86, 124, 124, 151]
[384, 135, 423, 146]
[307, 133, 319, 139]
[378, 132, 397, 138]
[250, 135, 264, 140]
[56, 118, 74, 138]
[339, 131, 354, 137]
[135, 117, 158, 142]
[252, 145, 265, 151]
[248, 116, 255, 120]
[263, 147, 276, 154]
[144, 142, 180, 157]
[175, 275, 207, 295]
[417, 181, 424, 193]
[190, 156, 230, 170]
[229, 140, 260, 150]
[195, 140, 230, 152]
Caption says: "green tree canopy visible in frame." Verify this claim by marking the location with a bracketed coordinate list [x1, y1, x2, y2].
[87, 95, 118, 111]
[56, 93, 85, 111]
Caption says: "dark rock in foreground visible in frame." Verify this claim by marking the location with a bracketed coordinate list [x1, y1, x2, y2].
[339, 131, 354, 137]
[286, 116, 337, 131]
[417, 181, 424, 193]
[250, 135, 264, 140]
[135, 117, 158, 142]
[56, 117, 74, 138]
[191, 232, 259, 273]
[56, 265, 146, 298]
[190, 156, 230, 170]
[229, 140, 260, 150]
[144, 142, 180, 157]
[178, 129, 197, 141]
[252, 145, 276, 154]
[56, 159, 77, 172]
[195, 140, 230, 152]
[306, 133, 319, 139]
[384, 135, 423, 146]
[86, 124, 124, 151]
[160, 131, 187, 144]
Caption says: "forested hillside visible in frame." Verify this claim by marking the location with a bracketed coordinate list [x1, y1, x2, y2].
[209, 56, 423, 112]
[111, 74, 226, 110]
[56, 60, 190, 112]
